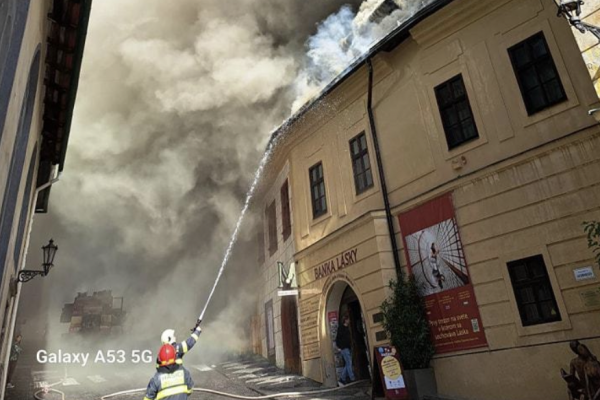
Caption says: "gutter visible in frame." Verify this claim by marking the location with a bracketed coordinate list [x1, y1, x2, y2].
[366, 58, 402, 276]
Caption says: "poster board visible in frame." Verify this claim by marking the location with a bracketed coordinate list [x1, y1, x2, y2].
[372, 345, 408, 400]
[328, 311, 344, 377]
[398, 193, 487, 353]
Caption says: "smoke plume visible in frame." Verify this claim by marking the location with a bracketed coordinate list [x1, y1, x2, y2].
[18, 0, 433, 370]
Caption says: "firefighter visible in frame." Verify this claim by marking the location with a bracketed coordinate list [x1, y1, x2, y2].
[144, 344, 194, 400]
[159, 320, 202, 366]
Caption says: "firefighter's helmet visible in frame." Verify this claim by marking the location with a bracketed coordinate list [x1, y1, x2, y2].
[158, 344, 176, 366]
[161, 329, 176, 344]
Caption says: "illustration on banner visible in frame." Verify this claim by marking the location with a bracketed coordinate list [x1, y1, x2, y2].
[404, 217, 469, 296]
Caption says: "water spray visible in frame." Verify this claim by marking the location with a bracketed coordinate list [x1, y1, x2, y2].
[197, 136, 278, 323]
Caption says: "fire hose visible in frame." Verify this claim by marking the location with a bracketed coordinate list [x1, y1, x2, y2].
[36, 376, 367, 399]
[100, 380, 366, 399]
[33, 380, 66, 400]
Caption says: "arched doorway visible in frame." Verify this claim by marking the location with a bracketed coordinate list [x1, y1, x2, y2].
[325, 280, 370, 386]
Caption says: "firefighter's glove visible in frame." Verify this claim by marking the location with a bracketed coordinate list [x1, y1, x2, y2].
[191, 319, 202, 333]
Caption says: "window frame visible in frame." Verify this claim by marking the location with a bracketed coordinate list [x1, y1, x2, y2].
[257, 226, 265, 265]
[349, 132, 374, 195]
[266, 200, 277, 256]
[281, 180, 291, 241]
[507, 254, 561, 327]
[434, 74, 480, 150]
[507, 31, 567, 116]
[309, 162, 327, 219]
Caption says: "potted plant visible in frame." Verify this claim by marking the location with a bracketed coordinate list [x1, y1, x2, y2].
[381, 276, 436, 400]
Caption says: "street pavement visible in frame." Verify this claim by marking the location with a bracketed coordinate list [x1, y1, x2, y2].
[216, 355, 371, 399]
[5, 350, 371, 400]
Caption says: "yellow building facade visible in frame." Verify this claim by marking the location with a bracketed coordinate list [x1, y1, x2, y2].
[253, 0, 600, 399]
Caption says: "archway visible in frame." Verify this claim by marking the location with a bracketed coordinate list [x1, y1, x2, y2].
[325, 280, 370, 386]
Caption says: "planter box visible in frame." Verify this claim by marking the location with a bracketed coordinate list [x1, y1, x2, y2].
[404, 368, 437, 400]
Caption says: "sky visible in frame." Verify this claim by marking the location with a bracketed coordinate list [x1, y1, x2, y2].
[19, 0, 434, 360]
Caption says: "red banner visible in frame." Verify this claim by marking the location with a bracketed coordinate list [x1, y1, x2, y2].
[398, 193, 487, 353]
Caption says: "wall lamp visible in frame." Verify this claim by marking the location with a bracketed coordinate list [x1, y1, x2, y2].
[556, 0, 600, 41]
[17, 239, 58, 283]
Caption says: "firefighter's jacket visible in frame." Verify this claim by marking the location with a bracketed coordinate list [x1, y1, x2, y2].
[156, 328, 202, 367]
[143, 364, 193, 400]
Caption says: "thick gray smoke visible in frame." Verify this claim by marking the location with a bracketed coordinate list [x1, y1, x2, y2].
[20, 0, 362, 361]
[18, 0, 433, 371]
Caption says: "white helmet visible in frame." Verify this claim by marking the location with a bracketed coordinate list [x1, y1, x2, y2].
[161, 329, 176, 344]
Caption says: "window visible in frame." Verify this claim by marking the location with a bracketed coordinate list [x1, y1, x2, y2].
[349, 132, 374, 194]
[309, 162, 327, 219]
[507, 255, 561, 327]
[434, 74, 479, 150]
[281, 180, 291, 241]
[257, 228, 265, 265]
[508, 32, 567, 115]
[266, 201, 277, 255]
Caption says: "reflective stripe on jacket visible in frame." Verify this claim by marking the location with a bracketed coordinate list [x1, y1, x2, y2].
[144, 365, 194, 400]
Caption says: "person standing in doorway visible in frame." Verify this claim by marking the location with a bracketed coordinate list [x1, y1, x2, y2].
[335, 315, 355, 386]
[6, 334, 22, 389]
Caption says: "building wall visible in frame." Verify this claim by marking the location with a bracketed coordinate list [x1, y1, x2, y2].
[256, 163, 296, 369]
[377, 0, 599, 205]
[0, 0, 51, 388]
[294, 211, 395, 385]
[256, 0, 600, 399]
[429, 129, 600, 400]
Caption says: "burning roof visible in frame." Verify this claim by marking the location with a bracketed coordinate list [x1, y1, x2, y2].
[269, 0, 455, 147]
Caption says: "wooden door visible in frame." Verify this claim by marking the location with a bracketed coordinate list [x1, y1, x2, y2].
[281, 296, 302, 374]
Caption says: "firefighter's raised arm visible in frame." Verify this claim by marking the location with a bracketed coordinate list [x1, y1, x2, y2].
[179, 320, 202, 356]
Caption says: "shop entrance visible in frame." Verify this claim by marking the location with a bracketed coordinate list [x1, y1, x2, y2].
[326, 281, 371, 385]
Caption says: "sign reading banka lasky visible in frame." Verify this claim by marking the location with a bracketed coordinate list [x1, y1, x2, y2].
[313, 249, 358, 280]
[398, 193, 487, 353]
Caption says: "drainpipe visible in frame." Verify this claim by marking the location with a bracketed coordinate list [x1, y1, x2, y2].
[0, 170, 60, 398]
[366, 58, 403, 277]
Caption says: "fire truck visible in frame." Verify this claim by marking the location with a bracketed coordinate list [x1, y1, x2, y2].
[60, 290, 125, 335]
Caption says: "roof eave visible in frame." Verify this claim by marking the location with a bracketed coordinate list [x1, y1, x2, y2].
[57, 0, 93, 172]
